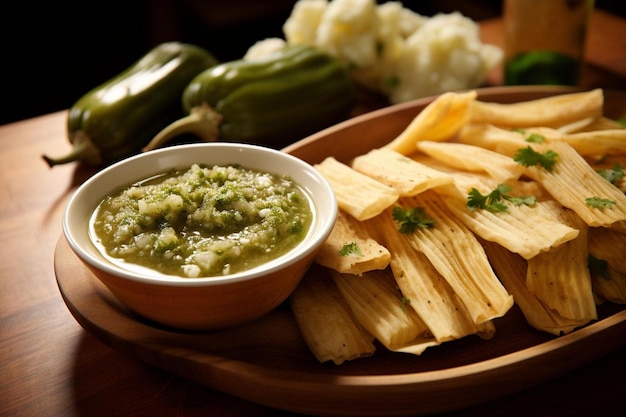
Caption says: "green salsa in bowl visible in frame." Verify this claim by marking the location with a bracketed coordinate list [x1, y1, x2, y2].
[63, 143, 337, 330]
[92, 163, 314, 278]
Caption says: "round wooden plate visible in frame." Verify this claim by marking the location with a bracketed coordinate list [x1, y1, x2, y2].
[56, 86, 626, 417]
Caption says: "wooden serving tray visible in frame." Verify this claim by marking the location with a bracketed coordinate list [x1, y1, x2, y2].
[56, 86, 626, 416]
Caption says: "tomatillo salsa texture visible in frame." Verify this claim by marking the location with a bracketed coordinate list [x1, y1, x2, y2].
[91, 163, 313, 277]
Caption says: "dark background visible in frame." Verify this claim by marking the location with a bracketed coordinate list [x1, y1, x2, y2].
[2, 0, 624, 126]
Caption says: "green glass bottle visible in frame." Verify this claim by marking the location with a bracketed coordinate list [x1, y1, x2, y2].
[503, 0, 594, 86]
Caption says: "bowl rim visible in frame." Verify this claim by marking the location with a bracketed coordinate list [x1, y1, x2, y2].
[62, 142, 338, 287]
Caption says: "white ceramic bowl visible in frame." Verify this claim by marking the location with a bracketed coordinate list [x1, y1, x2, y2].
[63, 143, 337, 330]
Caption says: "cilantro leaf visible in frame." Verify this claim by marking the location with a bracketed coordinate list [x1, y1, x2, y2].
[467, 188, 508, 212]
[525, 133, 545, 143]
[513, 146, 558, 171]
[339, 242, 363, 256]
[588, 255, 611, 281]
[597, 163, 624, 185]
[505, 194, 537, 207]
[585, 197, 617, 209]
[511, 128, 545, 143]
[467, 184, 536, 213]
[401, 296, 411, 313]
[392, 206, 435, 234]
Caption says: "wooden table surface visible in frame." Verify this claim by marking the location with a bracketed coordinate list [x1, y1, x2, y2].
[2, 9, 625, 417]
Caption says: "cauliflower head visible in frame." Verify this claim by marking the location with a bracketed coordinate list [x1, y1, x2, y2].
[248, 0, 502, 104]
[383, 12, 502, 103]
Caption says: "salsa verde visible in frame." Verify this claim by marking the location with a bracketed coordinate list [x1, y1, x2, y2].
[91, 163, 313, 277]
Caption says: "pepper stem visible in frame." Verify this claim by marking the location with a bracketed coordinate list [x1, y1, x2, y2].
[142, 104, 223, 152]
[41, 131, 103, 167]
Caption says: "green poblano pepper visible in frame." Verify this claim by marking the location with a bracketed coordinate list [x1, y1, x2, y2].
[43, 42, 219, 167]
[142, 45, 356, 151]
